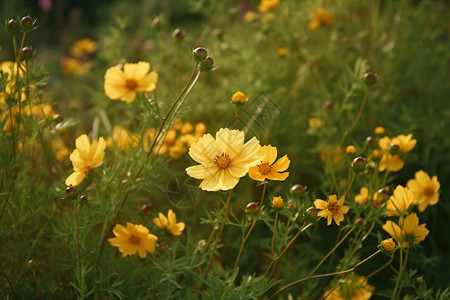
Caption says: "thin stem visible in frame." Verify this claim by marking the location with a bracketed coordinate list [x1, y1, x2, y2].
[75, 204, 82, 294]
[271, 212, 279, 255]
[32, 270, 44, 300]
[270, 250, 380, 299]
[339, 88, 369, 147]
[342, 173, 357, 199]
[367, 253, 395, 279]
[205, 189, 233, 276]
[235, 106, 238, 129]
[0, 262, 17, 300]
[392, 246, 409, 299]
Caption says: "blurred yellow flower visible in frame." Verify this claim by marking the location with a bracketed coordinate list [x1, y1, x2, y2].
[180, 122, 193, 134]
[69, 38, 98, 58]
[272, 196, 284, 208]
[61, 57, 94, 76]
[153, 209, 185, 236]
[378, 134, 416, 172]
[258, 0, 279, 13]
[355, 187, 370, 204]
[346, 145, 357, 154]
[231, 91, 247, 104]
[244, 11, 257, 22]
[277, 47, 287, 56]
[385, 185, 414, 216]
[407, 170, 440, 212]
[186, 128, 261, 191]
[314, 195, 349, 226]
[324, 274, 373, 300]
[53, 138, 70, 161]
[309, 8, 333, 30]
[104, 61, 158, 103]
[108, 223, 158, 258]
[381, 238, 396, 252]
[382, 213, 429, 248]
[374, 126, 386, 135]
[65, 134, 106, 186]
[107, 126, 138, 149]
[308, 117, 323, 129]
[248, 145, 290, 181]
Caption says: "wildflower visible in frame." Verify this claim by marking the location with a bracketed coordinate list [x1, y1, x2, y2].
[272, 196, 284, 208]
[61, 56, 93, 76]
[195, 122, 206, 137]
[309, 8, 333, 30]
[378, 134, 416, 172]
[248, 145, 290, 181]
[355, 187, 370, 204]
[107, 126, 138, 149]
[258, 0, 279, 13]
[385, 185, 415, 216]
[374, 126, 385, 135]
[324, 274, 373, 300]
[108, 223, 158, 258]
[407, 170, 440, 212]
[153, 209, 185, 236]
[180, 122, 193, 134]
[382, 213, 429, 248]
[308, 117, 323, 129]
[277, 47, 287, 56]
[244, 11, 257, 22]
[65, 134, 106, 186]
[104, 61, 158, 103]
[231, 91, 247, 104]
[186, 128, 261, 191]
[381, 238, 396, 252]
[314, 195, 349, 226]
[69, 38, 98, 58]
[346, 145, 357, 155]
[53, 138, 70, 160]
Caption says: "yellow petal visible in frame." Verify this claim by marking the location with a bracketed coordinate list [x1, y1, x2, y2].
[314, 199, 328, 209]
[266, 171, 289, 181]
[65, 171, 86, 186]
[215, 128, 244, 160]
[188, 133, 218, 164]
[261, 145, 277, 165]
[248, 166, 265, 181]
[271, 155, 290, 172]
[186, 164, 217, 179]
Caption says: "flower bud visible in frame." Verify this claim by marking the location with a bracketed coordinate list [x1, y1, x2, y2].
[20, 16, 35, 32]
[172, 29, 184, 41]
[389, 144, 400, 155]
[198, 56, 214, 72]
[21, 47, 34, 61]
[325, 101, 334, 110]
[246, 202, 259, 213]
[53, 114, 64, 121]
[140, 204, 153, 215]
[65, 185, 77, 197]
[306, 207, 318, 217]
[363, 72, 377, 85]
[373, 188, 390, 204]
[291, 184, 306, 196]
[288, 202, 297, 210]
[366, 136, 378, 145]
[381, 238, 396, 252]
[231, 91, 247, 105]
[152, 18, 162, 29]
[272, 196, 284, 208]
[192, 47, 208, 62]
[26, 259, 39, 270]
[80, 195, 88, 204]
[346, 145, 357, 155]
[6, 18, 20, 35]
[355, 218, 364, 226]
[374, 126, 385, 135]
[156, 242, 168, 250]
[351, 157, 366, 172]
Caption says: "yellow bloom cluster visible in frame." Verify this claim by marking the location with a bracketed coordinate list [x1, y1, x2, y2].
[61, 38, 98, 76]
[309, 8, 333, 30]
[378, 134, 416, 172]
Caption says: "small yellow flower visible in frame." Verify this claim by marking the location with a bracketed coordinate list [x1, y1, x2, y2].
[195, 122, 207, 137]
[381, 238, 396, 252]
[382, 213, 429, 248]
[108, 223, 158, 258]
[308, 117, 323, 129]
[186, 128, 262, 191]
[314, 195, 349, 226]
[355, 187, 370, 204]
[309, 8, 333, 31]
[65, 134, 106, 186]
[104, 61, 158, 103]
[407, 170, 440, 212]
[180, 122, 194, 134]
[374, 126, 386, 135]
[346, 145, 357, 154]
[272, 196, 284, 208]
[258, 0, 279, 13]
[153, 209, 185, 236]
[277, 47, 287, 56]
[248, 145, 290, 181]
[231, 91, 247, 104]
[378, 134, 416, 172]
[69, 38, 98, 58]
[244, 11, 257, 23]
[385, 185, 415, 216]
[324, 274, 373, 300]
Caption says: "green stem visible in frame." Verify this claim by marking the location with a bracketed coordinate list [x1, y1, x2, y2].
[367, 253, 395, 279]
[271, 212, 279, 255]
[339, 88, 369, 147]
[392, 246, 409, 299]
[0, 262, 17, 299]
[75, 204, 82, 295]
[32, 270, 44, 300]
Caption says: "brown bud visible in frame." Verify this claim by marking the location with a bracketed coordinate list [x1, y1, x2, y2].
[140, 204, 153, 215]
[291, 184, 306, 196]
[246, 202, 259, 213]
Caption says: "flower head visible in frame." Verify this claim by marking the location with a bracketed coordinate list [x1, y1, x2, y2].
[231, 91, 247, 104]
[69, 38, 98, 58]
[355, 187, 370, 204]
[374, 126, 386, 135]
[65, 134, 106, 186]
[258, 0, 279, 13]
[385, 185, 415, 216]
[314, 195, 349, 226]
[248, 145, 290, 181]
[324, 274, 373, 300]
[108, 223, 158, 258]
[104, 61, 158, 103]
[309, 8, 333, 30]
[346, 145, 357, 155]
[186, 128, 262, 191]
[381, 238, 396, 252]
[272, 196, 284, 208]
[407, 170, 440, 212]
[153, 209, 185, 236]
[378, 134, 416, 172]
[382, 213, 429, 248]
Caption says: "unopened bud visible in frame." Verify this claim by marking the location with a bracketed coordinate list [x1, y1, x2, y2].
[172, 29, 184, 41]
[366, 136, 378, 145]
[306, 207, 318, 217]
[198, 56, 214, 72]
[152, 18, 162, 29]
[355, 218, 364, 226]
[381, 238, 396, 252]
[53, 114, 64, 121]
[26, 259, 39, 270]
[65, 185, 76, 197]
[363, 72, 377, 85]
[80, 195, 88, 204]
[231, 91, 247, 105]
[374, 126, 385, 135]
[140, 204, 153, 215]
[374, 188, 390, 204]
[389, 144, 400, 155]
[351, 157, 366, 172]
[288, 202, 297, 210]
[246, 202, 259, 213]
[346, 145, 357, 155]
[192, 47, 208, 62]
[325, 101, 334, 110]
[291, 184, 306, 196]
[21, 47, 34, 61]
[20, 16, 35, 32]
[272, 196, 284, 208]
[156, 242, 168, 250]
[6, 18, 20, 34]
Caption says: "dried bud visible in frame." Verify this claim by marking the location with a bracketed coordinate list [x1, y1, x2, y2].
[366, 136, 378, 145]
[291, 184, 306, 196]
[325, 101, 334, 110]
[363, 72, 377, 85]
[192, 47, 208, 62]
[65, 185, 76, 197]
[246, 202, 259, 213]
[172, 29, 184, 41]
[198, 56, 214, 72]
[351, 157, 366, 172]
[21, 47, 34, 61]
[140, 204, 153, 215]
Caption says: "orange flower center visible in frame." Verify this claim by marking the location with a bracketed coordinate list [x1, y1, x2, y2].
[125, 79, 138, 90]
[327, 201, 339, 213]
[129, 235, 140, 245]
[214, 153, 231, 169]
[258, 162, 272, 175]
[423, 187, 434, 197]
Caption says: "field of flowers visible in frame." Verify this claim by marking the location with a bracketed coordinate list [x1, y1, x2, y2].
[1, 0, 449, 299]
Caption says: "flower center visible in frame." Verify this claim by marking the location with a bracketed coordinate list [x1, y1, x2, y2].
[258, 162, 272, 175]
[423, 187, 434, 197]
[129, 235, 140, 245]
[327, 201, 339, 213]
[125, 79, 138, 90]
[214, 153, 231, 169]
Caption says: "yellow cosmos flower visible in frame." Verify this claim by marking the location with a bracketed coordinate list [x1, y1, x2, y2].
[355, 187, 370, 204]
[153, 209, 185, 236]
[407, 170, 440, 212]
[104, 61, 158, 103]
[378, 134, 416, 172]
[258, 0, 279, 13]
[309, 8, 333, 30]
[186, 128, 262, 191]
[314, 195, 349, 226]
[324, 274, 373, 300]
[382, 213, 429, 248]
[65, 134, 106, 186]
[385, 185, 415, 216]
[108, 223, 158, 258]
[248, 145, 290, 181]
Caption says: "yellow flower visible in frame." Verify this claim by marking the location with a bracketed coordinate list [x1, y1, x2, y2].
[258, 0, 279, 13]
[385, 185, 414, 216]
[53, 138, 69, 161]
[277, 47, 287, 56]
[407, 170, 440, 212]
[108, 126, 138, 149]
[308, 117, 323, 129]
[324, 274, 373, 300]
[61, 57, 93, 76]
[374, 126, 386, 135]
[195, 123, 207, 137]
[309, 8, 333, 30]
[248, 145, 290, 181]
[231, 91, 247, 104]
[69, 38, 98, 58]
[108, 223, 158, 258]
[65, 134, 106, 186]
[382, 213, 429, 248]
[153, 209, 185, 236]
[104, 61, 158, 103]
[244, 11, 257, 23]
[186, 128, 262, 191]
[272, 196, 284, 208]
[346, 145, 357, 154]
[314, 195, 349, 226]
[381, 238, 396, 252]
[355, 187, 370, 204]
[378, 134, 416, 172]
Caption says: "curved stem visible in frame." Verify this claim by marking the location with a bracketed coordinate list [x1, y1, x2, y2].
[339, 89, 369, 147]
[392, 246, 409, 299]
[342, 173, 357, 199]
[271, 212, 279, 255]
[367, 253, 395, 279]
[32, 270, 44, 300]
